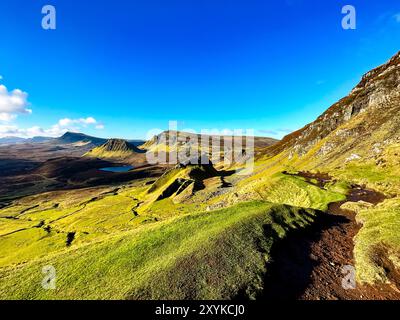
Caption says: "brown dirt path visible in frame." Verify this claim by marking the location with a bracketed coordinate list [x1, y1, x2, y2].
[262, 172, 400, 300]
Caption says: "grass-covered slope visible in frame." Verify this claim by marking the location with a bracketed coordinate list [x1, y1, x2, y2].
[342, 198, 400, 285]
[0, 201, 319, 300]
[325, 144, 400, 285]
[251, 172, 346, 211]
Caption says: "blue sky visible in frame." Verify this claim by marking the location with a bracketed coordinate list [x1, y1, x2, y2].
[0, 0, 399, 140]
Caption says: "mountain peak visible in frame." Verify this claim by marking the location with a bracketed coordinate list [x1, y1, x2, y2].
[85, 138, 143, 159]
[101, 138, 140, 152]
[56, 132, 106, 146]
[61, 131, 82, 137]
[353, 50, 400, 92]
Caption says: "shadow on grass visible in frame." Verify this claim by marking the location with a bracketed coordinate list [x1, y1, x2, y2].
[259, 212, 350, 300]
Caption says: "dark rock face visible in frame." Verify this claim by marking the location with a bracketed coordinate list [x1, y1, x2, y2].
[156, 178, 194, 200]
[66, 232, 76, 246]
[174, 154, 212, 168]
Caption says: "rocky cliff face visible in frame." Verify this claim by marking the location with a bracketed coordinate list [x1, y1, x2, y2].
[100, 139, 141, 153]
[268, 51, 400, 165]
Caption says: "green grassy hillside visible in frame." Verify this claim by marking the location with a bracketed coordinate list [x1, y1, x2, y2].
[0, 201, 318, 300]
[0, 154, 350, 300]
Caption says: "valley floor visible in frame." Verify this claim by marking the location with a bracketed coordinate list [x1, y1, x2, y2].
[1, 155, 399, 300]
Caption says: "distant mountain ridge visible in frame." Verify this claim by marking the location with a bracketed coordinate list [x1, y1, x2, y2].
[142, 130, 278, 151]
[0, 136, 27, 144]
[0, 136, 53, 145]
[54, 132, 107, 146]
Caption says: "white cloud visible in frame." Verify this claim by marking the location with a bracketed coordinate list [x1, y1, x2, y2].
[0, 75, 3, 80]
[58, 117, 98, 127]
[0, 125, 18, 135]
[0, 116, 105, 138]
[58, 118, 73, 127]
[0, 85, 32, 122]
[83, 117, 96, 125]
[0, 80, 105, 138]
[0, 124, 58, 138]
[0, 113, 17, 122]
[49, 117, 104, 136]
[395, 13, 400, 23]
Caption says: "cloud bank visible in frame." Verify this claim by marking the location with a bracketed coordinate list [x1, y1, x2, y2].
[0, 117, 104, 138]
[0, 82, 105, 138]
[0, 85, 32, 122]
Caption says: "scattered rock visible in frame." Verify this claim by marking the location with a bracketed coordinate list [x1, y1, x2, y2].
[346, 154, 361, 162]
[66, 232, 76, 247]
